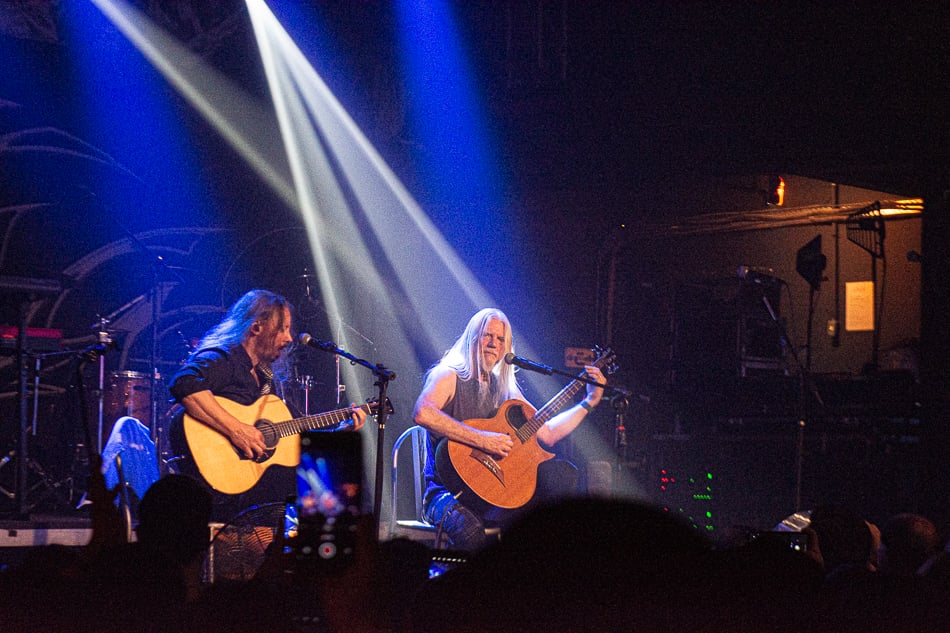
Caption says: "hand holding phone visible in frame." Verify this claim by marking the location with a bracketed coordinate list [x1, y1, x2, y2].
[292, 431, 363, 572]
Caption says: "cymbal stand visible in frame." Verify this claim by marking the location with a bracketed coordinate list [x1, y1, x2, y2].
[4, 348, 81, 513]
[298, 374, 314, 415]
[335, 354, 344, 406]
[14, 296, 28, 517]
[0, 448, 59, 508]
[148, 263, 163, 474]
[31, 356, 40, 435]
[3, 450, 73, 514]
[298, 269, 345, 410]
[93, 317, 112, 454]
[0, 451, 15, 500]
[98, 196, 182, 476]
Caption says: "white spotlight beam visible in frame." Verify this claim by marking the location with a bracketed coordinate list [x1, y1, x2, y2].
[246, 0, 388, 368]
[90, 0, 298, 210]
[245, 0, 497, 358]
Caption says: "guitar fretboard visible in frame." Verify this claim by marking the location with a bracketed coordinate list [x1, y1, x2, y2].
[274, 402, 377, 438]
[514, 351, 614, 443]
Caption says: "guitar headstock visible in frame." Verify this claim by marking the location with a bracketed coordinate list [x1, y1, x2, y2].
[591, 345, 619, 376]
[366, 397, 396, 416]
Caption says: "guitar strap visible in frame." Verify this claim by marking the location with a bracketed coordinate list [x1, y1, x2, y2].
[256, 363, 274, 395]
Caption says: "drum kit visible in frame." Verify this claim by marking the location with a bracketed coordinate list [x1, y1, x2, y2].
[1, 319, 335, 518]
[0, 270, 346, 518]
[0, 316, 166, 516]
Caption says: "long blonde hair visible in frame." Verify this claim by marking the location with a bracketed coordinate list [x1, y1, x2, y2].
[438, 308, 521, 405]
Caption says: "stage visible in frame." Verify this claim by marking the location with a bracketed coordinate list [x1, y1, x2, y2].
[0, 512, 93, 570]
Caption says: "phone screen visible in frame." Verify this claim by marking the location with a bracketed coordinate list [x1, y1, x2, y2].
[293, 431, 363, 569]
[750, 530, 809, 552]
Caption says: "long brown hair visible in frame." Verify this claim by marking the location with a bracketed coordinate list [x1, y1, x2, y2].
[191, 289, 294, 380]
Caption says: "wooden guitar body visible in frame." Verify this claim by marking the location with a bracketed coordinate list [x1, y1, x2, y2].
[435, 346, 615, 509]
[443, 399, 555, 509]
[174, 394, 387, 495]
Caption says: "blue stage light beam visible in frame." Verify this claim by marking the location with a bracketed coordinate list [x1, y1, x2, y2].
[88, 0, 298, 210]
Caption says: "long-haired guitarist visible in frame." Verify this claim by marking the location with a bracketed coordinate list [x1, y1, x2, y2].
[413, 308, 604, 550]
[168, 289, 366, 521]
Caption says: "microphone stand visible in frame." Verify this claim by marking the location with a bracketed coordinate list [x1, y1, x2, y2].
[761, 295, 824, 512]
[304, 337, 395, 537]
[512, 358, 636, 490]
[510, 359, 631, 399]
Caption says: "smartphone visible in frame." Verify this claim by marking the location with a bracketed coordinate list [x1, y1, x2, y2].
[292, 430, 363, 571]
[750, 530, 809, 552]
[783, 531, 810, 552]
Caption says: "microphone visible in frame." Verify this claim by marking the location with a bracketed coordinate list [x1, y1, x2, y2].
[298, 332, 334, 351]
[503, 352, 553, 375]
[299, 333, 396, 381]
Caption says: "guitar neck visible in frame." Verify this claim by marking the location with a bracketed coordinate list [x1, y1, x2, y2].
[522, 354, 612, 438]
[523, 381, 584, 436]
[273, 402, 373, 438]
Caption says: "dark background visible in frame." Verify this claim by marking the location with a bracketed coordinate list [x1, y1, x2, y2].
[0, 1, 947, 532]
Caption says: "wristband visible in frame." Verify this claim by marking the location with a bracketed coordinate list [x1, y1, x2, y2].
[579, 400, 594, 413]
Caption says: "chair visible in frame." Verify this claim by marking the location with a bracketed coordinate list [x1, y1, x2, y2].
[389, 425, 440, 544]
[388, 425, 503, 548]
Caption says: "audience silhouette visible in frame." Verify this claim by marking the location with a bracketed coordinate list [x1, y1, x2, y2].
[1, 475, 949, 633]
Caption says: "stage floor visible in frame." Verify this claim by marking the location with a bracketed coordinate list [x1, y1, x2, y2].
[0, 513, 92, 546]
[0, 511, 93, 569]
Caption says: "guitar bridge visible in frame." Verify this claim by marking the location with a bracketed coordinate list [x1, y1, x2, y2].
[470, 449, 505, 487]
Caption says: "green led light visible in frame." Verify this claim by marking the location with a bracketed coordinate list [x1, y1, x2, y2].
[707, 473, 713, 479]
[705, 511, 712, 518]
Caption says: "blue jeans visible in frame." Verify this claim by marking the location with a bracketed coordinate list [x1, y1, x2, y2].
[423, 459, 579, 550]
[423, 490, 495, 551]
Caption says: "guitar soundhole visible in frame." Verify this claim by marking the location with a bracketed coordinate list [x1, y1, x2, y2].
[251, 420, 279, 463]
[505, 404, 529, 432]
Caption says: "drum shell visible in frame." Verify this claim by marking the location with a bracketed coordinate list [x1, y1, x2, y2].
[105, 371, 152, 425]
[87, 371, 153, 449]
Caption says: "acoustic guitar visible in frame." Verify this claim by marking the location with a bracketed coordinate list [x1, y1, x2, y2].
[436, 347, 616, 509]
[173, 394, 389, 494]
